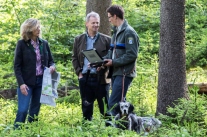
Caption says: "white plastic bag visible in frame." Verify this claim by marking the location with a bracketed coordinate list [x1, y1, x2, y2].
[40, 67, 60, 106]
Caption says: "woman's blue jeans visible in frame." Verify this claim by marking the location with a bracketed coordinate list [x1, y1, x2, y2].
[14, 76, 43, 128]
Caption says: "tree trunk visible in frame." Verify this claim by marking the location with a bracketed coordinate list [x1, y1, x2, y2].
[86, 0, 111, 36]
[156, 0, 188, 115]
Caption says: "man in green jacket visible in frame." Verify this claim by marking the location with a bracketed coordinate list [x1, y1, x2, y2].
[104, 5, 139, 116]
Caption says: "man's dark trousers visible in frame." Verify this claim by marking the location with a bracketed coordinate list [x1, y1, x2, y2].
[79, 75, 109, 120]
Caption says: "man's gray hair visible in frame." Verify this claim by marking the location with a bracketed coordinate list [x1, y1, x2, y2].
[86, 11, 100, 22]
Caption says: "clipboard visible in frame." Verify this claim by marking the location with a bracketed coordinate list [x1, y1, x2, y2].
[82, 48, 107, 66]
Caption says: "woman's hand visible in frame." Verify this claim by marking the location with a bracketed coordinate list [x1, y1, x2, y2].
[49, 66, 56, 73]
[20, 84, 29, 96]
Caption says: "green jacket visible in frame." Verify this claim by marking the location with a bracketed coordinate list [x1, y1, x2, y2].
[104, 20, 139, 77]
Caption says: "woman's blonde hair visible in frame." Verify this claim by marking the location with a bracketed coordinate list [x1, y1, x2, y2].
[20, 18, 41, 41]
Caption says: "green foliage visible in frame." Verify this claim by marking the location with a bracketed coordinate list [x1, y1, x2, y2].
[0, 0, 207, 88]
[57, 89, 80, 104]
[113, 0, 160, 64]
[114, 0, 207, 69]
[1, 0, 207, 136]
[185, 0, 207, 68]
[0, 0, 85, 89]
[127, 55, 159, 116]
[157, 86, 207, 136]
[0, 99, 141, 137]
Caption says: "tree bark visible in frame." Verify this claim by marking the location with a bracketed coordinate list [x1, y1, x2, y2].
[156, 0, 188, 115]
[86, 0, 111, 36]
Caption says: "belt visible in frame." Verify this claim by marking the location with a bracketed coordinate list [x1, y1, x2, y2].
[82, 73, 97, 78]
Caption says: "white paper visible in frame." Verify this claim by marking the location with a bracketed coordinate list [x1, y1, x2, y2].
[40, 67, 60, 106]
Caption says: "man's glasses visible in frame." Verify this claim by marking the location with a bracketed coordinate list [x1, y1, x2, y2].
[108, 16, 113, 19]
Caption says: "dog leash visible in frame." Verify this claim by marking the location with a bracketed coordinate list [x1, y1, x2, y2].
[113, 36, 124, 102]
[113, 41, 135, 102]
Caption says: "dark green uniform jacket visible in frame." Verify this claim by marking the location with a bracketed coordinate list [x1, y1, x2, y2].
[104, 19, 139, 77]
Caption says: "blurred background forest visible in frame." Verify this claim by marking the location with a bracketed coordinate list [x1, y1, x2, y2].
[0, 0, 207, 89]
[0, 0, 207, 136]
[0, 0, 206, 90]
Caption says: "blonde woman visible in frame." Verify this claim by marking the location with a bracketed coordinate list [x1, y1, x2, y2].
[14, 18, 55, 129]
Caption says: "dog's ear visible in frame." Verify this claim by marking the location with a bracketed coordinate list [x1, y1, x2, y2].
[114, 102, 121, 113]
[129, 103, 134, 112]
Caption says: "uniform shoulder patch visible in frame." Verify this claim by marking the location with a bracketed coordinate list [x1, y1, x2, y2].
[128, 37, 134, 44]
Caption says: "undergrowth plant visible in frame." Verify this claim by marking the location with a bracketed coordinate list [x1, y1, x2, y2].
[1, 67, 207, 136]
[157, 85, 207, 136]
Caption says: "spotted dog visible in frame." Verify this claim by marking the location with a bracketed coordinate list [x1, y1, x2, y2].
[113, 101, 139, 132]
[136, 116, 162, 135]
[108, 101, 161, 135]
